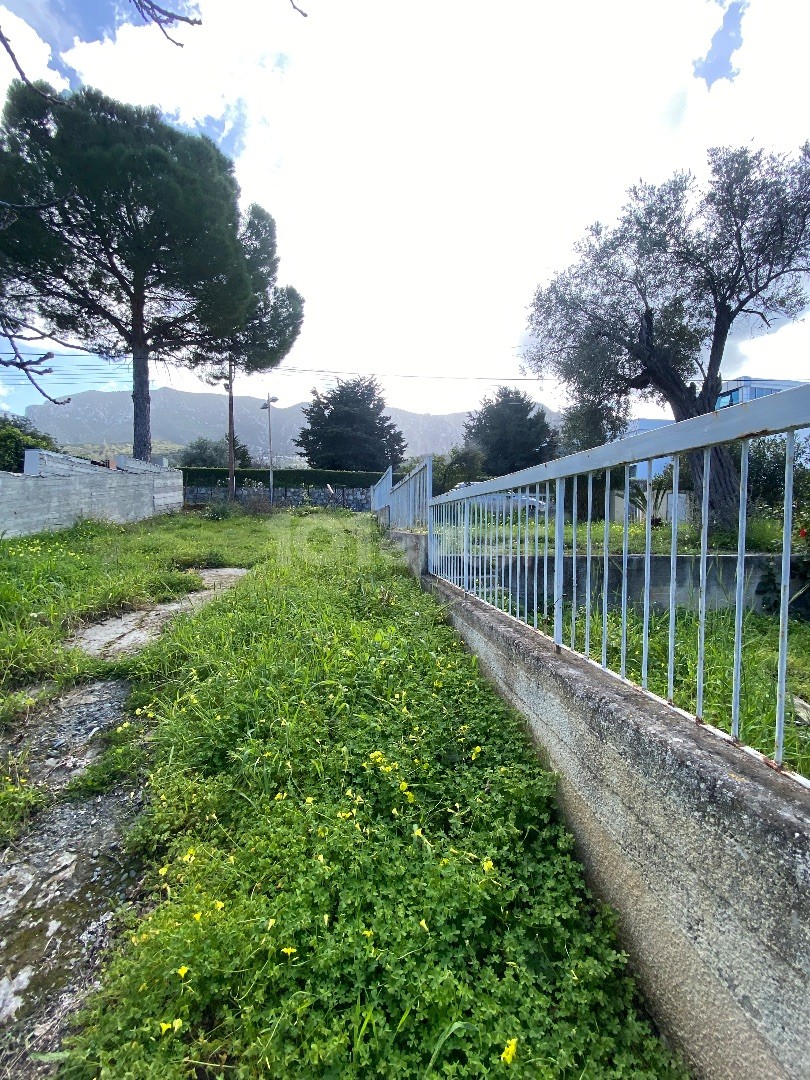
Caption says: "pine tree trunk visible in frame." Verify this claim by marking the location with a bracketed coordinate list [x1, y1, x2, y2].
[131, 343, 151, 462]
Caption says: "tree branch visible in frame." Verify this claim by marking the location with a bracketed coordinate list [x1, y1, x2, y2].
[0, 316, 69, 403]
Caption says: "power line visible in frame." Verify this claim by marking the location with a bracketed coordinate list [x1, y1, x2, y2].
[0, 355, 544, 383]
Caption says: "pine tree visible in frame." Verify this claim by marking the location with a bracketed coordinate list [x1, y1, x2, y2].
[295, 376, 406, 471]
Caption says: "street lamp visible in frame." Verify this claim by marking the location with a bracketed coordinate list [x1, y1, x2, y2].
[261, 394, 279, 507]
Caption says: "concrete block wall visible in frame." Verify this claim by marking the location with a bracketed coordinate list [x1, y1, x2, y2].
[387, 530, 810, 1080]
[0, 450, 183, 537]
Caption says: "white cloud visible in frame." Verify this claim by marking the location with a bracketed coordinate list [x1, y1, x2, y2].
[5, 0, 806, 420]
[0, 5, 69, 98]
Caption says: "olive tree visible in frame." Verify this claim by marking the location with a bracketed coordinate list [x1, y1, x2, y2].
[526, 144, 810, 523]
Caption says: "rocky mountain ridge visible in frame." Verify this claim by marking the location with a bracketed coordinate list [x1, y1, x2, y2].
[27, 387, 559, 462]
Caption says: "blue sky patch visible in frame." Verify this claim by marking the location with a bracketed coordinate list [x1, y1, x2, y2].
[693, 1, 747, 87]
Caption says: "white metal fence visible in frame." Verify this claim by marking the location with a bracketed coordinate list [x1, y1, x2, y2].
[385, 457, 433, 530]
[370, 466, 393, 512]
[429, 386, 810, 780]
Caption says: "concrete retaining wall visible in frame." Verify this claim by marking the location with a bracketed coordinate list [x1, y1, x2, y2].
[388, 530, 810, 1080]
[0, 450, 183, 537]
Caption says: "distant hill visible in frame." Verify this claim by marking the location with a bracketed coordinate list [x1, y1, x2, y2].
[26, 387, 559, 462]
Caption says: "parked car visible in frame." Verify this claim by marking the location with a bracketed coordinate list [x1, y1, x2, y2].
[448, 484, 549, 514]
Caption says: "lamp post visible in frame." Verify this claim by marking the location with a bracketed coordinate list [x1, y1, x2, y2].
[261, 394, 279, 507]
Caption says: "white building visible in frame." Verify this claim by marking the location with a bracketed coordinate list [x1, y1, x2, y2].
[715, 376, 806, 409]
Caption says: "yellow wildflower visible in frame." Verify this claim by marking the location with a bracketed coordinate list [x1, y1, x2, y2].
[172, 1018, 182, 1032]
[482, 859, 494, 873]
[471, 746, 482, 760]
[192, 912, 202, 921]
[501, 1038, 518, 1064]
[176, 966, 189, 978]
[419, 919, 429, 933]
[160, 1022, 172, 1035]
[281, 946, 297, 957]
[267, 918, 276, 929]
[158, 866, 169, 877]
[214, 900, 225, 910]
[361, 929, 374, 938]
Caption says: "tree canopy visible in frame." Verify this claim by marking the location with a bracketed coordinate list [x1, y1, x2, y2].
[0, 81, 254, 459]
[463, 386, 556, 477]
[174, 436, 252, 469]
[295, 376, 406, 472]
[525, 143, 810, 521]
[0, 411, 58, 472]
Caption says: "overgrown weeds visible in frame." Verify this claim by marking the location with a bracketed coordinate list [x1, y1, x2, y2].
[55, 513, 685, 1078]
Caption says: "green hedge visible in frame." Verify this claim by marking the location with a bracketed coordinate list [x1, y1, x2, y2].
[181, 467, 403, 489]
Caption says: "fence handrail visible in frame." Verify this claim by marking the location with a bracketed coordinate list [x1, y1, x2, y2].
[390, 458, 429, 495]
[432, 384, 810, 503]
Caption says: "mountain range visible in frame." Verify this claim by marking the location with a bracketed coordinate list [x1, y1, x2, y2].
[26, 388, 560, 462]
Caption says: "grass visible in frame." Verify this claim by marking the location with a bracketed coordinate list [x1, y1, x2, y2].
[0, 510, 290, 714]
[0, 752, 46, 843]
[32, 512, 686, 1079]
[456, 514, 785, 555]
[579, 606, 810, 775]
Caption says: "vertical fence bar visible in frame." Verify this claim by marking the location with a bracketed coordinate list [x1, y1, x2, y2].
[775, 431, 795, 767]
[585, 472, 593, 658]
[466, 496, 473, 591]
[731, 442, 749, 740]
[602, 468, 611, 670]
[667, 457, 680, 703]
[620, 465, 630, 680]
[543, 483, 550, 623]
[571, 475, 578, 650]
[525, 488, 531, 624]
[533, 483, 540, 629]
[696, 447, 712, 721]
[508, 494, 515, 616]
[641, 459, 653, 690]
[554, 477, 565, 645]
[497, 496, 503, 610]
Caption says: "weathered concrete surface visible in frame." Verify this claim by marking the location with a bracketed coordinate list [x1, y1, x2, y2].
[389, 529, 427, 576]
[426, 576, 810, 1080]
[67, 567, 249, 658]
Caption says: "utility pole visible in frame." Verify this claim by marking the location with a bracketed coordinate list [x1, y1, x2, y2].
[261, 394, 279, 507]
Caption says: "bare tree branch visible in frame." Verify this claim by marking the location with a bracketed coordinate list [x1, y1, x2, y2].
[0, 27, 63, 103]
[128, 0, 201, 46]
[0, 316, 69, 403]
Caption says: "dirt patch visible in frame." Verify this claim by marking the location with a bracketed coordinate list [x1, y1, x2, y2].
[67, 567, 249, 658]
[0, 568, 248, 1076]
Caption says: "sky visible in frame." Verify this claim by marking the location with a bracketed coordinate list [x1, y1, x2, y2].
[0, 0, 808, 425]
